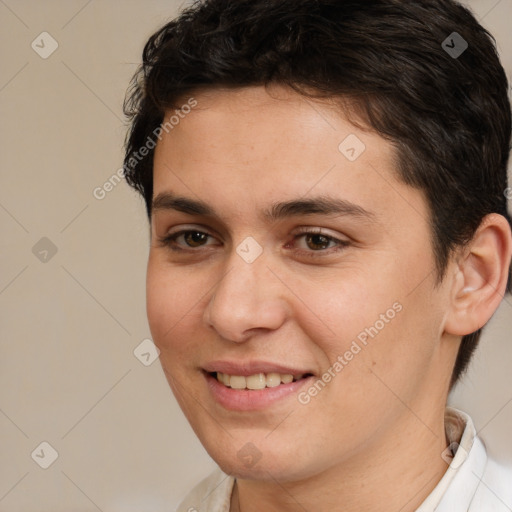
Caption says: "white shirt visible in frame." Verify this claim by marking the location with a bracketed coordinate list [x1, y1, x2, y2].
[176, 407, 512, 511]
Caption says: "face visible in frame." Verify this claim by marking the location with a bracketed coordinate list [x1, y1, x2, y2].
[147, 85, 455, 482]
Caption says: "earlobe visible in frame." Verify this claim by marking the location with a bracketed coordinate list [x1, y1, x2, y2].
[444, 213, 512, 337]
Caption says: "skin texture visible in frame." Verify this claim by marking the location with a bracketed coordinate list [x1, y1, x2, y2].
[147, 85, 512, 512]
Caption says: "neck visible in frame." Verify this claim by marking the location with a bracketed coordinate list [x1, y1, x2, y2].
[231, 405, 451, 512]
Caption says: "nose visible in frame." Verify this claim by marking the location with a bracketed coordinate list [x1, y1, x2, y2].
[203, 251, 289, 343]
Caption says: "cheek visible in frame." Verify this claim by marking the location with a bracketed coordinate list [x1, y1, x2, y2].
[292, 260, 440, 395]
[336, 287, 443, 407]
[146, 270, 173, 346]
[146, 258, 199, 353]
[287, 265, 396, 356]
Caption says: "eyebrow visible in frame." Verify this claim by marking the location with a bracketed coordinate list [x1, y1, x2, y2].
[151, 192, 377, 223]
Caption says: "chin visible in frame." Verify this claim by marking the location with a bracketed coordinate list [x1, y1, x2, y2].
[207, 443, 315, 483]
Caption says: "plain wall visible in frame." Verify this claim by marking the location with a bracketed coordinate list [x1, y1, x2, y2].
[0, 1, 511, 510]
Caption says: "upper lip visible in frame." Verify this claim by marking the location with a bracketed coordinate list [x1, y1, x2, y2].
[203, 360, 314, 377]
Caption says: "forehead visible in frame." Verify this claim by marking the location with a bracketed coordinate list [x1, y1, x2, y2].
[152, 85, 427, 230]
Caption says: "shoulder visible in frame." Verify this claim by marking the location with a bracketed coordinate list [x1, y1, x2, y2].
[175, 467, 235, 512]
[471, 455, 512, 511]
[432, 408, 512, 511]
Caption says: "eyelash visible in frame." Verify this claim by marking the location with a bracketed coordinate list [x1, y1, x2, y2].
[157, 228, 349, 259]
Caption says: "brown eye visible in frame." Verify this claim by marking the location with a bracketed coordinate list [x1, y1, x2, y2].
[304, 233, 332, 250]
[183, 231, 209, 247]
[290, 229, 350, 259]
[158, 229, 217, 251]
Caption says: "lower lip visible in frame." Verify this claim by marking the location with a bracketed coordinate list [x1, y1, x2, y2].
[204, 372, 314, 411]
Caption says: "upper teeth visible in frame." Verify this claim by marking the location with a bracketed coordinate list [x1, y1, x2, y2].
[216, 372, 304, 390]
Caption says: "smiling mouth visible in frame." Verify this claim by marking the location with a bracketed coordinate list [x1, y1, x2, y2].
[210, 371, 314, 390]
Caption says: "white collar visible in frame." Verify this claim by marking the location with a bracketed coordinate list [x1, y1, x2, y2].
[417, 407, 486, 511]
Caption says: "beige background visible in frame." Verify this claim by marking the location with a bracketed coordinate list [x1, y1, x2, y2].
[0, 1, 511, 510]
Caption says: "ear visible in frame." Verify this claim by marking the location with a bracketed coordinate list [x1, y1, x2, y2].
[444, 213, 512, 337]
